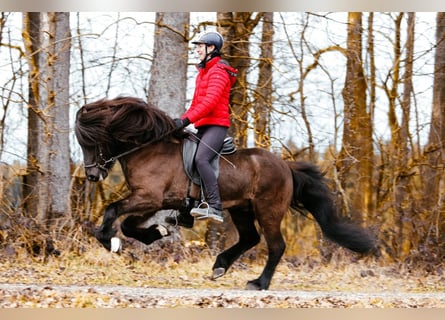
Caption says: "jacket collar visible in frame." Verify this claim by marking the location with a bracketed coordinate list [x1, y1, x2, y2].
[197, 56, 221, 70]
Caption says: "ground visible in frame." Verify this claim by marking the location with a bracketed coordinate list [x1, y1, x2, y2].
[0, 283, 444, 307]
[0, 241, 443, 307]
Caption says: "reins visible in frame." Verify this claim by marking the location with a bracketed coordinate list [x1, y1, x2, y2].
[84, 127, 236, 171]
[110, 127, 179, 162]
[84, 127, 178, 170]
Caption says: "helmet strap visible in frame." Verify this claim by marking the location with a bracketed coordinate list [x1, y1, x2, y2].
[199, 45, 214, 68]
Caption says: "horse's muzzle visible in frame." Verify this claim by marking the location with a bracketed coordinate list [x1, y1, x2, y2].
[85, 166, 107, 182]
[87, 174, 100, 182]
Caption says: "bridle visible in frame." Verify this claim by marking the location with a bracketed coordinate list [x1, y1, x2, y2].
[82, 127, 179, 174]
[83, 144, 116, 173]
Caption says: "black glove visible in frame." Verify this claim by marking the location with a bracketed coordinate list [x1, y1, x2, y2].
[173, 118, 190, 129]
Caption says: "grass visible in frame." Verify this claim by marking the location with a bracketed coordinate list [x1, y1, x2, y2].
[0, 231, 444, 308]
[0, 232, 443, 294]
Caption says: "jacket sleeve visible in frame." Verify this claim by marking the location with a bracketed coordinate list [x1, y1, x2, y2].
[182, 67, 229, 123]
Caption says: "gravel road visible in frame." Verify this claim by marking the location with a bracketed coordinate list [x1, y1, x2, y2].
[0, 283, 444, 307]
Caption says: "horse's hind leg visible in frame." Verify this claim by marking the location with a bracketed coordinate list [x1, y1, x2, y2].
[246, 206, 286, 290]
[121, 215, 169, 246]
[212, 206, 261, 279]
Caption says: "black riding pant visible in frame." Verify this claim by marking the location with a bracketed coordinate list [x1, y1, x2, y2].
[195, 125, 228, 210]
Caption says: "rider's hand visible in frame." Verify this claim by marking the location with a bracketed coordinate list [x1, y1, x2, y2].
[173, 118, 190, 129]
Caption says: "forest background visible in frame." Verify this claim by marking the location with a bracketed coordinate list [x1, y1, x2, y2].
[0, 12, 444, 273]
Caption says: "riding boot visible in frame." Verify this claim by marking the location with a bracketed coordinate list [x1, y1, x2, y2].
[190, 203, 223, 223]
[190, 178, 224, 223]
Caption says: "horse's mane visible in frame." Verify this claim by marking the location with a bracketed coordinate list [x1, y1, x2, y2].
[75, 96, 182, 148]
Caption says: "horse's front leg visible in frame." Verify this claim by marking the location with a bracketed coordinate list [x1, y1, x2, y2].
[95, 201, 121, 250]
[120, 214, 170, 246]
[95, 192, 169, 251]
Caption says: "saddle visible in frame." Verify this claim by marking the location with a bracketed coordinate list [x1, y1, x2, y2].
[182, 134, 236, 186]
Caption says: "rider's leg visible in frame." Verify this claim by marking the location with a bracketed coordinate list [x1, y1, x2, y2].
[190, 125, 227, 223]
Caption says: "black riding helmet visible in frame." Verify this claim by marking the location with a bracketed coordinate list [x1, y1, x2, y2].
[192, 31, 224, 52]
[192, 32, 224, 67]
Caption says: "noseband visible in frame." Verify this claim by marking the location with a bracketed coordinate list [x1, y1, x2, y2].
[83, 144, 116, 173]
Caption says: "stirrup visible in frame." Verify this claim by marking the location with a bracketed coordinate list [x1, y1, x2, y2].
[190, 202, 209, 217]
[190, 202, 223, 223]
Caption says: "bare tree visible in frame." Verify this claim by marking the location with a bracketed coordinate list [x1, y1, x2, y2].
[253, 12, 274, 149]
[424, 12, 445, 252]
[146, 12, 189, 231]
[393, 13, 416, 259]
[147, 12, 189, 117]
[337, 12, 373, 221]
[22, 12, 71, 227]
[22, 12, 41, 218]
[218, 12, 263, 148]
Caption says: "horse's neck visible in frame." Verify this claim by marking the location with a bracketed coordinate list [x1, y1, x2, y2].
[121, 140, 181, 168]
[119, 141, 185, 195]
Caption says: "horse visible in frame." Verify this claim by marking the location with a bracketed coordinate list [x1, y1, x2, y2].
[74, 96, 376, 290]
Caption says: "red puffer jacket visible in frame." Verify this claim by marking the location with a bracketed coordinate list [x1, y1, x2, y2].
[182, 57, 237, 128]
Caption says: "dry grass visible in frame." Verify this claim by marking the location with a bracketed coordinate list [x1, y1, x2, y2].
[0, 230, 443, 295]
[1, 225, 444, 308]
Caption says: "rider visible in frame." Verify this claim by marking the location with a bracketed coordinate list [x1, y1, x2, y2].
[171, 31, 237, 225]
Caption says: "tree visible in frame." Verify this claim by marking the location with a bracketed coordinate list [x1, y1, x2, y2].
[22, 12, 71, 227]
[22, 12, 41, 219]
[423, 12, 445, 253]
[0, 12, 13, 157]
[390, 13, 416, 259]
[337, 12, 373, 221]
[253, 12, 274, 149]
[147, 12, 189, 117]
[218, 12, 263, 148]
[146, 12, 190, 230]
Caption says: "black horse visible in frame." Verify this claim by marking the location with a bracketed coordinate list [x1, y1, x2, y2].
[74, 96, 376, 290]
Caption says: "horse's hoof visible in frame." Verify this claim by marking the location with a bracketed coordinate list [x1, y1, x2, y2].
[156, 224, 169, 237]
[110, 237, 122, 253]
[211, 267, 226, 280]
[246, 280, 262, 291]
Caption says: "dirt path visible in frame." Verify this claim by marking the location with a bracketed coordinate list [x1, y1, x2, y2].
[0, 283, 444, 307]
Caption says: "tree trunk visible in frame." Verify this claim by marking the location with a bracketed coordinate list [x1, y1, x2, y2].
[337, 12, 373, 221]
[394, 13, 415, 260]
[424, 12, 445, 253]
[148, 12, 189, 117]
[253, 12, 273, 149]
[146, 12, 189, 234]
[23, 12, 71, 227]
[22, 12, 41, 219]
[218, 12, 262, 148]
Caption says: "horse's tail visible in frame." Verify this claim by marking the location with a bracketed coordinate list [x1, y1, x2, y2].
[287, 161, 375, 254]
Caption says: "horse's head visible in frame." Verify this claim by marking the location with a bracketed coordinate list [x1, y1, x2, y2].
[74, 96, 180, 182]
[77, 142, 115, 182]
[74, 100, 117, 182]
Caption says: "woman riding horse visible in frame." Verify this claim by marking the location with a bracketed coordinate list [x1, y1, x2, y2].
[75, 96, 376, 290]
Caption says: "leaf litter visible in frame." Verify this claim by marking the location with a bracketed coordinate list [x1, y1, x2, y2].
[0, 238, 444, 307]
